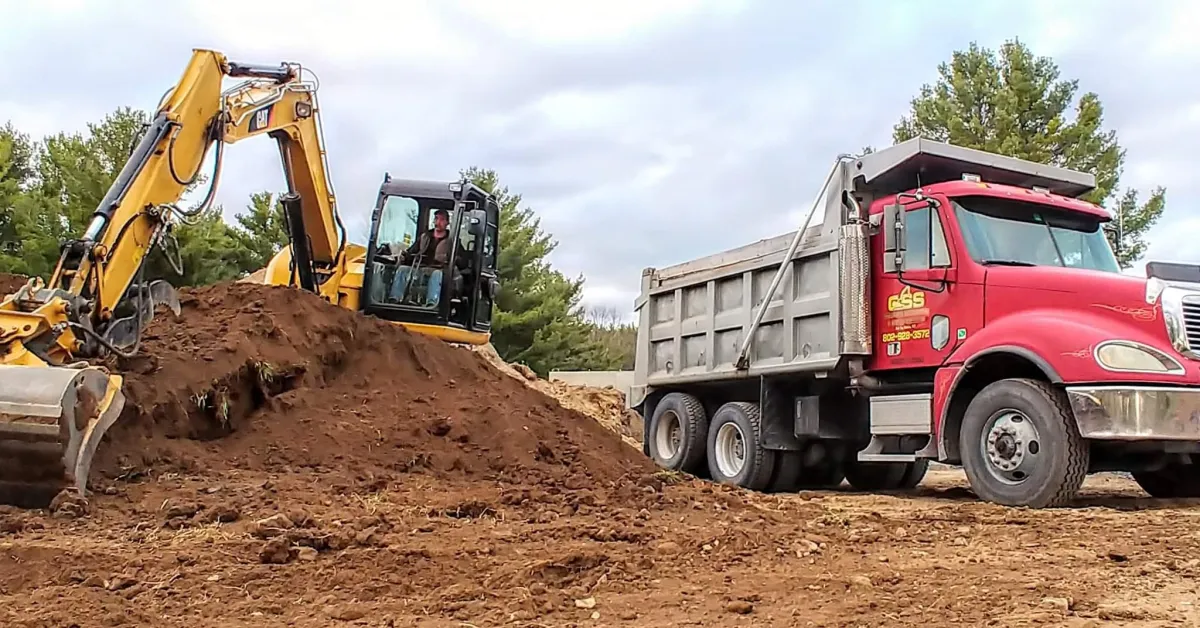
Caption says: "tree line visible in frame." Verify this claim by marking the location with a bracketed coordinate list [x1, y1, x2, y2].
[0, 107, 636, 377]
[0, 39, 1168, 375]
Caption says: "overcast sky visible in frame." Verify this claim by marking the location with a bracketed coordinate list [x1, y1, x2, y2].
[3, 0, 1198, 317]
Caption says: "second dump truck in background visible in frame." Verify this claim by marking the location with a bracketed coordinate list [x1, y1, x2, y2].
[629, 138, 1200, 508]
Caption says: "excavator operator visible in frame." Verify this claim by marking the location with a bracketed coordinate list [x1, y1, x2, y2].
[380, 209, 467, 306]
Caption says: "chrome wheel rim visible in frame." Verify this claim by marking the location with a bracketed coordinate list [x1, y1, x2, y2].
[714, 422, 747, 478]
[980, 409, 1042, 485]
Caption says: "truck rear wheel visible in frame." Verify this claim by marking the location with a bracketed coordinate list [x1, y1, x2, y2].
[844, 460, 910, 491]
[706, 402, 777, 490]
[648, 392, 708, 474]
[959, 378, 1088, 508]
[766, 452, 804, 492]
[898, 459, 929, 489]
[1132, 463, 1200, 498]
[797, 460, 846, 489]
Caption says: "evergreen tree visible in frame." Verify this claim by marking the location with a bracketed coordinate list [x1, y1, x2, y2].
[233, 191, 288, 271]
[462, 167, 621, 376]
[0, 106, 622, 376]
[1, 107, 255, 285]
[894, 38, 1166, 268]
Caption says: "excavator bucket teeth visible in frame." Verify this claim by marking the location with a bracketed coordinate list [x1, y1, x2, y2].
[0, 364, 125, 505]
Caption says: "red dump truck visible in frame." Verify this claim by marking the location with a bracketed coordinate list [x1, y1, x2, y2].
[629, 138, 1199, 508]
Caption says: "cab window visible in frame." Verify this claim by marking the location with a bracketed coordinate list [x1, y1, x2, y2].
[456, 214, 478, 256]
[377, 195, 419, 251]
[886, 205, 951, 272]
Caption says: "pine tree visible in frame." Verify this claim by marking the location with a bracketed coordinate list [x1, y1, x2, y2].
[894, 38, 1166, 268]
[462, 167, 621, 376]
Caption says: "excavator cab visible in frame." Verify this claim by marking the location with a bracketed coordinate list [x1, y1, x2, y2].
[361, 177, 500, 345]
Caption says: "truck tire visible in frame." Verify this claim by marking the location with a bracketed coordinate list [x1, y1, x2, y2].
[1132, 463, 1200, 498]
[797, 461, 846, 490]
[844, 460, 909, 491]
[767, 451, 805, 492]
[898, 459, 930, 489]
[959, 378, 1088, 508]
[706, 402, 777, 491]
[648, 392, 708, 474]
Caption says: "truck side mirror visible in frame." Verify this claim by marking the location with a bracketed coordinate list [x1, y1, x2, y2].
[1103, 220, 1123, 259]
[883, 203, 907, 270]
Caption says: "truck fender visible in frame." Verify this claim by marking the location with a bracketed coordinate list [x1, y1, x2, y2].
[934, 311, 1112, 462]
[961, 345, 1063, 383]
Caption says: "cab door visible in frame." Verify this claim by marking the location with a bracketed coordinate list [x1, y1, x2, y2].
[470, 201, 500, 331]
[871, 196, 976, 370]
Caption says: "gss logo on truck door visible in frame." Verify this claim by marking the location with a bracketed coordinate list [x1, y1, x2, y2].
[887, 286, 926, 312]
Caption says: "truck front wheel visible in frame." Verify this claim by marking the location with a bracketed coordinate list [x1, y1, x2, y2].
[706, 402, 777, 490]
[959, 379, 1088, 508]
[648, 392, 708, 474]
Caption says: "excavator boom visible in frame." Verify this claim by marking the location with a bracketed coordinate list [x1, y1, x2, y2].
[0, 49, 345, 504]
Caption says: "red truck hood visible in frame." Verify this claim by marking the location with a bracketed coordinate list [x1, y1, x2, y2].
[985, 265, 1146, 299]
[985, 265, 1165, 344]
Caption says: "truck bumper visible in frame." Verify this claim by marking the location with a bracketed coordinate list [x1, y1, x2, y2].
[1066, 385, 1200, 440]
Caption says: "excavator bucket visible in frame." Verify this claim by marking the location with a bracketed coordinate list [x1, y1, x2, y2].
[0, 364, 125, 504]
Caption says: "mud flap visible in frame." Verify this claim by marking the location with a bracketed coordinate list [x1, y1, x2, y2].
[0, 364, 125, 500]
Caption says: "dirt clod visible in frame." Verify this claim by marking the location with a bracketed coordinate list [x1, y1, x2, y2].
[258, 537, 293, 564]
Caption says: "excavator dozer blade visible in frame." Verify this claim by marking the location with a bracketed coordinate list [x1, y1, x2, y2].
[0, 364, 125, 505]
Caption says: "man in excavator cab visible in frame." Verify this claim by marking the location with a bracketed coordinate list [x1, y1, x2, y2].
[377, 208, 467, 306]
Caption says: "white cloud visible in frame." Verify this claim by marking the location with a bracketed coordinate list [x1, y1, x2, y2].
[2, 0, 1198, 327]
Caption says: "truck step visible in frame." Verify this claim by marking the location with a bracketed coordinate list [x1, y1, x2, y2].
[857, 452, 919, 463]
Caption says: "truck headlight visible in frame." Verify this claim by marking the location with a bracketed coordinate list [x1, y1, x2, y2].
[1094, 340, 1185, 375]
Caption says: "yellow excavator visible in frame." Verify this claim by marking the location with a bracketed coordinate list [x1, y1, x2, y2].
[0, 49, 501, 501]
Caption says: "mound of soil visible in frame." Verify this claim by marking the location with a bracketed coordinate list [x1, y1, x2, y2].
[93, 282, 653, 493]
[0, 273, 27, 295]
[473, 344, 644, 447]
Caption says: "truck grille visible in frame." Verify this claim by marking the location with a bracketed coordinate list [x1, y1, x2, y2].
[1184, 296, 1200, 352]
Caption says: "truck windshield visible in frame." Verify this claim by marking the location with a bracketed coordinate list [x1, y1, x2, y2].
[952, 195, 1120, 273]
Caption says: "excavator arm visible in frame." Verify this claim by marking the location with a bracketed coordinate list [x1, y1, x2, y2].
[0, 48, 344, 502]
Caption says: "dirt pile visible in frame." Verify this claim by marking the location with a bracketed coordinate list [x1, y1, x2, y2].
[94, 281, 653, 492]
[473, 344, 644, 447]
[0, 273, 27, 294]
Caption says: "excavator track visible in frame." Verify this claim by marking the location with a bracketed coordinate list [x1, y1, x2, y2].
[0, 364, 124, 507]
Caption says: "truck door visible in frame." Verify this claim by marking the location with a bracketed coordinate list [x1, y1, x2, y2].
[873, 197, 976, 369]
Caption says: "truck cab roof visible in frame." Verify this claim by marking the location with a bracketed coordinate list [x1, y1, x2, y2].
[869, 179, 1113, 222]
[854, 138, 1110, 221]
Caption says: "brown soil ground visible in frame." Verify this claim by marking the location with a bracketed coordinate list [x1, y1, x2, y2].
[0, 273, 1198, 627]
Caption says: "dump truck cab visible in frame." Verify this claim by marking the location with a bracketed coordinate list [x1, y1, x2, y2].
[361, 176, 500, 345]
[631, 138, 1200, 508]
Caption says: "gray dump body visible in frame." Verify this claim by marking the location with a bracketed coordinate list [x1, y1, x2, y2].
[629, 138, 1096, 408]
